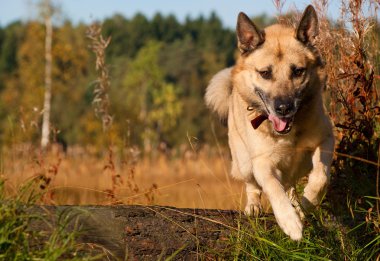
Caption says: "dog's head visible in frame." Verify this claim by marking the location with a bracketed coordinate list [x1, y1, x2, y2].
[233, 5, 324, 135]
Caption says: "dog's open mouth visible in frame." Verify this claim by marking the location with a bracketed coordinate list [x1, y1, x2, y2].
[250, 114, 293, 134]
[268, 114, 293, 134]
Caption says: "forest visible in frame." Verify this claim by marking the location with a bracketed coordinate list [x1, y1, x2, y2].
[0, 11, 255, 150]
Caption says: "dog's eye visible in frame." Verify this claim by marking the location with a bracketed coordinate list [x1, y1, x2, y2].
[292, 67, 306, 78]
[258, 70, 272, 80]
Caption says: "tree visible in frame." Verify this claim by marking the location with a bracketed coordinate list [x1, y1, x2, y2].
[118, 41, 182, 151]
[51, 21, 90, 145]
[40, 0, 54, 149]
[0, 22, 24, 75]
[0, 11, 241, 148]
[1, 22, 45, 143]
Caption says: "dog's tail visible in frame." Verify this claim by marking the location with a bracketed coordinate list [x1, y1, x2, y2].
[205, 67, 233, 123]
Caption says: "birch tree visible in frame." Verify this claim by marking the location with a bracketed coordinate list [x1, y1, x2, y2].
[40, 0, 53, 149]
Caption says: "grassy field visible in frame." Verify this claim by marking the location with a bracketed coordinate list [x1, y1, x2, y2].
[0, 145, 244, 259]
[1, 145, 243, 209]
[1, 145, 379, 260]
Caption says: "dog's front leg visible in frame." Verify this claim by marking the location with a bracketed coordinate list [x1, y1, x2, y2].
[245, 179, 262, 216]
[301, 136, 334, 211]
[253, 161, 303, 241]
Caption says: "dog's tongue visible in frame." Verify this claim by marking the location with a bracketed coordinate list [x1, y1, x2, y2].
[268, 114, 288, 132]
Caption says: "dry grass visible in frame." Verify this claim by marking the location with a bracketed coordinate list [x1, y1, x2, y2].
[1, 145, 244, 210]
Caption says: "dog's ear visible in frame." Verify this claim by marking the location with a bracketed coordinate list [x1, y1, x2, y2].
[236, 12, 265, 53]
[296, 5, 318, 44]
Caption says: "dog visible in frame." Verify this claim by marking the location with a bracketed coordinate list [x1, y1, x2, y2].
[205, 5, 334, 240]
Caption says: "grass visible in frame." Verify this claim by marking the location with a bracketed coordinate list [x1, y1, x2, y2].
[1, 145, 243, 209]
[1, 147, 379, 260]
[222, 198, 379, 260]
[0, 179, 102, 260]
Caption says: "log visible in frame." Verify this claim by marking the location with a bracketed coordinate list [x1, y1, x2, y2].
[28, 205, 251, 260]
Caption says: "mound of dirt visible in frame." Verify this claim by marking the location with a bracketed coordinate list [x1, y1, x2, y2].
[29, 205, 255, 260]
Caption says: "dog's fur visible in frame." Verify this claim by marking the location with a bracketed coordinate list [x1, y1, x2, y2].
[205, 5, 334, 240]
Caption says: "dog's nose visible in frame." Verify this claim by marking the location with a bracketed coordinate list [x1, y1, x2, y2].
[274, 100, 294, 116]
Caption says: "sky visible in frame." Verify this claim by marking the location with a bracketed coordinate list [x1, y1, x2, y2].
[0, 0, 343, 29]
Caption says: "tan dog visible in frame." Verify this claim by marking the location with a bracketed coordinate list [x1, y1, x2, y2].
[205, 5, 334, 240]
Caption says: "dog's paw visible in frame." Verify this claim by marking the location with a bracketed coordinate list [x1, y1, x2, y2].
[276, 207, 303, 241]
[244, 203, 262, 217]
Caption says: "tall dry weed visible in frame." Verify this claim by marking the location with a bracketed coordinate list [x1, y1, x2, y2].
[86, 24, 158, 205]
[86, 24, 112, 131]
[314, 0, 379, 209]
[314, 0, 379, 236]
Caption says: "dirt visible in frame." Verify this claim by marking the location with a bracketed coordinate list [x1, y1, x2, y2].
[29, 205, 251, 260]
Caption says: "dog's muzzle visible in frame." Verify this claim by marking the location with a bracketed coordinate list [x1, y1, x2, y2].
[250, 89, 298, 134]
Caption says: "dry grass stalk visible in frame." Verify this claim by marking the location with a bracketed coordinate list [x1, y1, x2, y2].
[86, 23, 112, 131]
[86, 24, 124, 203]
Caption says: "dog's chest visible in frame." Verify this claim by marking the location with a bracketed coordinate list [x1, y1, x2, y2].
[251, 134, 314, 185]
[276, 144, 313, 184]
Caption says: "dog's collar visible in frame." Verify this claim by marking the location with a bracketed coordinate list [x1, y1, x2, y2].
[246, 104, 268, 129]
[244, 88, 271, 130]
[251, 114, 268, 129]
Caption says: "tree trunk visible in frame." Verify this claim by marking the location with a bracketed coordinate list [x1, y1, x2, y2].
[41, 0, 53, 149]
[28, 205, 256, 260]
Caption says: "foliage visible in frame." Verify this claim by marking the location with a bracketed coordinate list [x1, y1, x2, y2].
[307, 1, 380, 244]
[222, 204, 379, 260]
[317, 0, 380, 201]
[0, 180, 98, 260]
[0, 12, 236, 149]
[120, 40, 182, 151]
